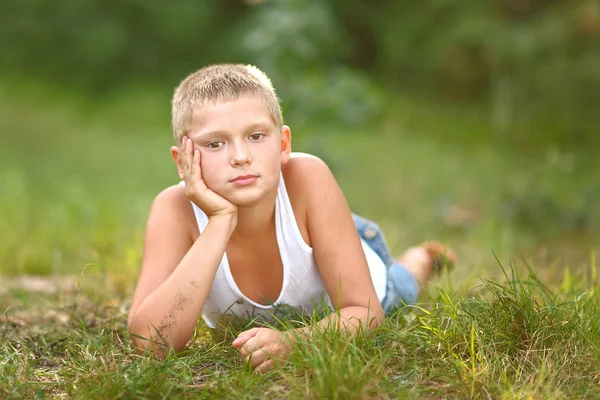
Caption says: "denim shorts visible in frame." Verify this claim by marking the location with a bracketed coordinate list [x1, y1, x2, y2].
[352, 214, 419, 315]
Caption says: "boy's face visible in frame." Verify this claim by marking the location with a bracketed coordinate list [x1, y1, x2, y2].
[171, 96, 291, 207]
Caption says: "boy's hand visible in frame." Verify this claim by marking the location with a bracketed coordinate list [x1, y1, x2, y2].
[180, 136, 237, 218]
[232, 327, 293, 373]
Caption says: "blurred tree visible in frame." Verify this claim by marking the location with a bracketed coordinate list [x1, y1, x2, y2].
[226, 0, 383, 126]
[0, 0, 245, 90]
[0, 0, 598, 144]
[337, 0, 600, 146]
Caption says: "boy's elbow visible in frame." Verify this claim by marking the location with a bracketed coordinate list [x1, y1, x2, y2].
[376, 312, 386, 327]
[370, 306, 385, 328]
[128, 322, 153, 355]
[128, 320, 179, 359]
[128, 330, 178, 360]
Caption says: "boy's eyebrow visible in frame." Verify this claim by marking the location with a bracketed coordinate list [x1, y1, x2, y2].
[190, 129, 230, 140]
[190, 121, 274, 140]
[244, 121, 273, 131]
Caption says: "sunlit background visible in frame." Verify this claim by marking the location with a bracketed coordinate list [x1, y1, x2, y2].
[1, 0, 599, 293]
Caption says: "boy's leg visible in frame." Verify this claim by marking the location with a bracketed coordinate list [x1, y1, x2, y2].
[381, 261, 420, 313]
[351, 213, 457, 314]
[397, 241, 458, 288]
[383, 241, 458, 314]
[352, 213, 419, 313]
[351, 213, 395, 266]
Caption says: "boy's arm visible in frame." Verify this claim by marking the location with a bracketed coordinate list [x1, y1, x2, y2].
[127, 186, 235, 357]
[291, 155, 386, 331]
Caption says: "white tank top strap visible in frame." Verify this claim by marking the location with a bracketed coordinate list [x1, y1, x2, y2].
[275, 173, 313, 254]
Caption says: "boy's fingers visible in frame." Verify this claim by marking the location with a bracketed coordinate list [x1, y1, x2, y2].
[244, 348, 269, 368]
[182, 138, 194, 183]
[254, 359, 275, 374]
[194, 149, 204, 185]
[180, 137, 189, 175]
[237, 338, 257, 358]
[232, 327, 262, 348]
[191, 149, 199, 178]
[236, 333, 261, 357]
[185, 138, 192, 165]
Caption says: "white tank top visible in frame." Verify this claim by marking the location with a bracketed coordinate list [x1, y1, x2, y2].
[182, 174, 387, 328]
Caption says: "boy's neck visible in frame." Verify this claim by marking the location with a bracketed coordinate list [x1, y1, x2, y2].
[231, 193, 277, 240]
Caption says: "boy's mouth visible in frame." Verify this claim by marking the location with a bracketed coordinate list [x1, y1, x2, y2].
[230, 174, 258, 185]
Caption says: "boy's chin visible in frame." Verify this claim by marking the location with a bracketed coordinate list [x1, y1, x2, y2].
[216, 176, 280, 207]
[223, 189, 271, 208]
[226, 195, 264, 208]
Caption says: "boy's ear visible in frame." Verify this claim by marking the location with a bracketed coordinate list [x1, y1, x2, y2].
[170, 146, 184, 180]
[280, 125, 292, 164]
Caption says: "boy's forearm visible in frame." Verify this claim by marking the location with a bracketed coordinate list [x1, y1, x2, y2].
[287, 305, 385, 346]
[129, 215, 235, 356]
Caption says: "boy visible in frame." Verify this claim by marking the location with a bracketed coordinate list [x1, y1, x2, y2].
[127, 64, 456, 372]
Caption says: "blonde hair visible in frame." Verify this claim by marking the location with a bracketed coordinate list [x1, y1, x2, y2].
[171, 64, 283, 145]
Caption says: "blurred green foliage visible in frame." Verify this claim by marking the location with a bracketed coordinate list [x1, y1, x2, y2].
[1, 0, 599, 277]
[2, 0, 598, 142]
[0, 82, 598, 278]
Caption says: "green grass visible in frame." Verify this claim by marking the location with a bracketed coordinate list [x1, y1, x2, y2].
[2, 262, 600, 398]
[1, 81, 599, 398]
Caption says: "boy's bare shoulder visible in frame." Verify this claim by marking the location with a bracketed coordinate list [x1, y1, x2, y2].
[281, 153, 333, 244]
[282, 152, 335, 196]
[153, 183, 188, 208]
[283, 152, 329, 179]
[148, 184, 197, 237]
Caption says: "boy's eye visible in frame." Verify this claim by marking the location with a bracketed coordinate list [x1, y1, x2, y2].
[207, 141, 223, 149]
[250, 133, 264, 140]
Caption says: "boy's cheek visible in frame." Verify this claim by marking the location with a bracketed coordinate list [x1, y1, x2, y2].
[201, 170, 225, 192]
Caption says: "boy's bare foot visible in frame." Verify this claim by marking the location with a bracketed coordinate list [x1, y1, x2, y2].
[395, 241, 457, 289]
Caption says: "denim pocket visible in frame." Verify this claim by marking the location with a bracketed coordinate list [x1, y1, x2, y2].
[352, 213, 395, 267]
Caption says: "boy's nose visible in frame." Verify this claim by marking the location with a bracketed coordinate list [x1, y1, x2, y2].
[230, 143, 252, 167]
